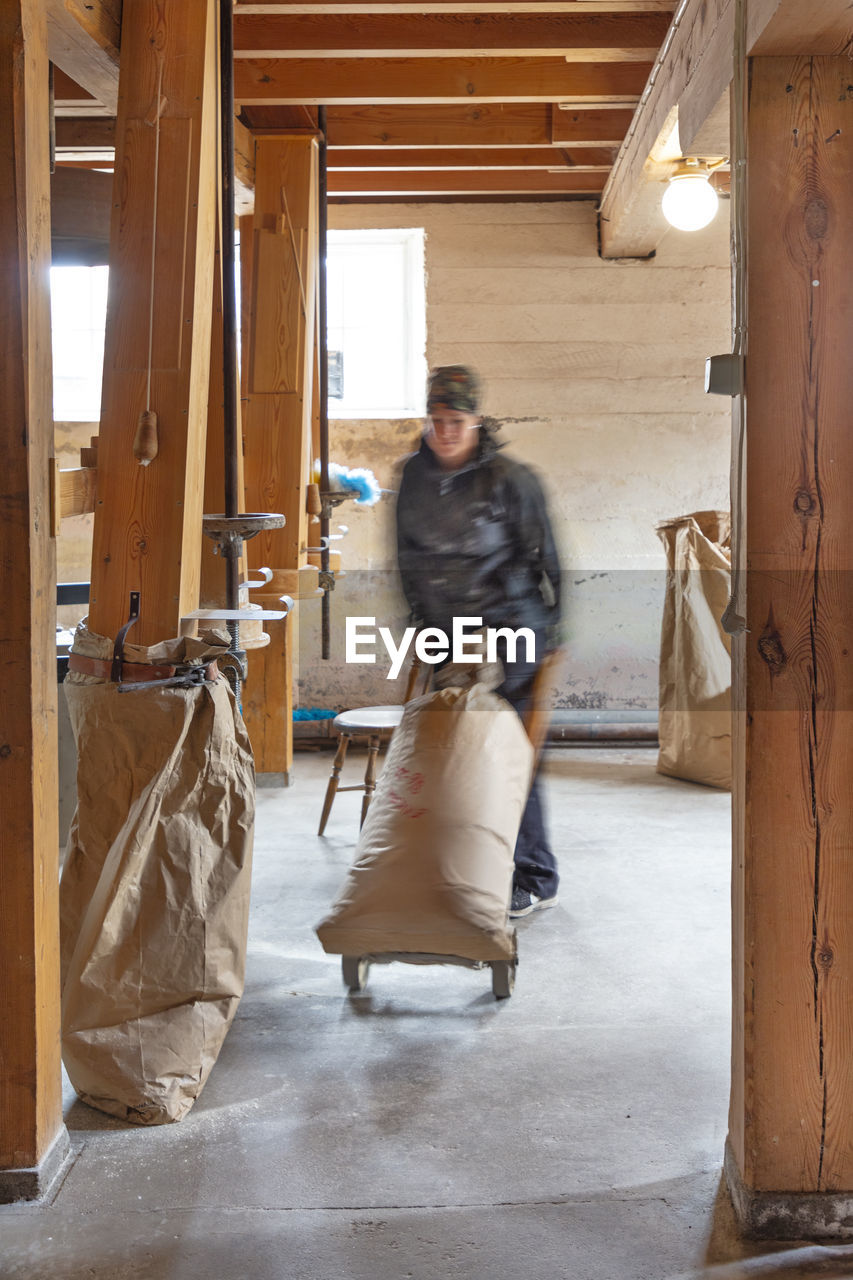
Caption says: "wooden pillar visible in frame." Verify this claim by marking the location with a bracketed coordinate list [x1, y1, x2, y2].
[726, 56, 853, 1237]
[242, 135, 319, 777]
[0, 0, 70, 1201]
[88, 0, 218, 646]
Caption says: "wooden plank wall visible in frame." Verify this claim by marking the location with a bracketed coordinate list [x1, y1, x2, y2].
[730, 55, 853, 1192]
[0, 0, 65, 1187]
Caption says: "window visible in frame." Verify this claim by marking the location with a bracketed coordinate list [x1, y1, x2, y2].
[50, 265, 108, 421]
[49, 232, 427, 422]
[327, 228, 426, 419]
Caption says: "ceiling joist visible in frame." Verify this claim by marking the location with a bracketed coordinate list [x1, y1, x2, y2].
[327, 168, 606, 194]
[277, 104, 635, 148]
[54, 117, 116, 148]
[56, 108, 632, 156]
[234, 56, 653, 105]
[47, 0, 692, 207]
[327, 146, 614, 168]
[234, 2, 678, 12]
[233, 11, 671, 59]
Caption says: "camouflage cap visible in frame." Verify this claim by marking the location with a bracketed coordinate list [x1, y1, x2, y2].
[426, 365, 481, 414]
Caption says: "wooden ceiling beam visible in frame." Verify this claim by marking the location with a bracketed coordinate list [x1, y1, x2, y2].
[599, 0, 764, 258]
[675, 0, 777, 151]
[235, 3, 678, 12]
[53, 102, 115, 118]
[551, 104, 635, 144]
[53, 155, 114, 169]
[233, 11, 670, 59]
[327, 167, 606, 194]
[245, 103, 634, 148]
[45, 0, 120, 113]
[53, 114, 617, 198]
[296, 102, 555, 145]
[234, 56, 653, 104]
[233, 115, 257, 212]
[54, 103, 256, 209]
[328, 145, 614, 168]
[600, 0, 853, 258]
[52, 130, 256, 211]
[748, 0, 853, 54]
[52, 65, 112, 117]
[55, 116, 116, 148]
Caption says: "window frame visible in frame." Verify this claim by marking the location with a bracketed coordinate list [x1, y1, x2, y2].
[326, 227, 427, 420]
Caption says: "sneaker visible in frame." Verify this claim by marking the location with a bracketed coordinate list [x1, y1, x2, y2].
[509, 888, 558, 918]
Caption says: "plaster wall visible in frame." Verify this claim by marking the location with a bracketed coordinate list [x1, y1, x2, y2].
[297, 200, 732, 712]
[55, 419, 96, 629]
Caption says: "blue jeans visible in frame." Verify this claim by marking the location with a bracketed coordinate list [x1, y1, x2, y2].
[495, 632, 560, 900]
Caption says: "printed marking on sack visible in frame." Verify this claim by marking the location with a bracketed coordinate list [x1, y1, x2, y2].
[388, 766, 428, 818]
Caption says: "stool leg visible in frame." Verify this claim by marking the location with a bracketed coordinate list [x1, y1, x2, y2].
[319, 733, 350, 836]
[360, 734, 380, 829]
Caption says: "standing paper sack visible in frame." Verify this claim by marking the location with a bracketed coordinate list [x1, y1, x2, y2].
[316, 680, 534, 965]
[656, 510, 732, 790]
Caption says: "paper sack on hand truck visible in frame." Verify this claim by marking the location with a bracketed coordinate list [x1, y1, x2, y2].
[315, 676, 535, 1000]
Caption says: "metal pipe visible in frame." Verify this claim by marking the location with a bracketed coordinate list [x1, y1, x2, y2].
[48, 62, 55, 175]
[721, 0, 748, 637]
[318, 105, 331, 659]
[219, 0, 239, 538]
[548, 723, 658, 744]
[219, 0, 243, 697]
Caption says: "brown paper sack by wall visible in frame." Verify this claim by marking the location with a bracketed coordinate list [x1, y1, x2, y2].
[316, 684, 533, 964]
[60, 622, 255, 1124]
[656, 510, 732, 790]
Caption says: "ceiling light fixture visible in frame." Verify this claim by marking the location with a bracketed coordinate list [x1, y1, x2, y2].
[661, 159, 720, 232]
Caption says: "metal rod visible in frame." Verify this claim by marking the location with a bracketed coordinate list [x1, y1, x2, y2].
[721, 0, 748, 638]
[318, 105, 331, 659]
[48, 62, 55, 175]
[219, 0, 239, 539]
[220, 0, 243, 701]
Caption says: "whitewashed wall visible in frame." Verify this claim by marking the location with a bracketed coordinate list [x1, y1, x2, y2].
[55, 420, 96, 629]
[296, 200, 732, 712]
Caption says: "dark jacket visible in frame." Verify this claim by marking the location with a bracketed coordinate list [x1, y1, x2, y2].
[396, 431, 562, 642]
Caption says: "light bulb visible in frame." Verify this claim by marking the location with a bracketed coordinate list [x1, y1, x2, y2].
[661, 172, 719, 231]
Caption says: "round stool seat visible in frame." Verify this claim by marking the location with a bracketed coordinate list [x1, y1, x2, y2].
[333, 705, 404, 734]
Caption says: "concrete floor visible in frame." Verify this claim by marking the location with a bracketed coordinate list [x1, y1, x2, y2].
[4, 747, 850, 1280]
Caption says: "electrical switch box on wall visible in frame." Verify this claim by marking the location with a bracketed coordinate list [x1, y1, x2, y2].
[705, 354, 745, 396]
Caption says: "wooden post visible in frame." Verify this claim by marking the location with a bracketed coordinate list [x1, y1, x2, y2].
[88, 0, 218, 646]
[726, 56, 853, 1237]
[0, 0, 70, 1201]
[242, 135, 319, 777]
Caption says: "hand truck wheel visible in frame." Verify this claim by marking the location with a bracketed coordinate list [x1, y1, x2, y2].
[490, 960, 515, 1000]
[342, 955, 370, 992]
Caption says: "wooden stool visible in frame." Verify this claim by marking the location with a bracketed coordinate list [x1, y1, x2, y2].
[317, 705, 404, 835]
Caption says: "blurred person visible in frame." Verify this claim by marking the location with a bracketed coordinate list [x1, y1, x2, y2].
[396, 365, 563, 918]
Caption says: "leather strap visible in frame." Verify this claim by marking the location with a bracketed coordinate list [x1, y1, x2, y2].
[68, 655, 220, 684]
